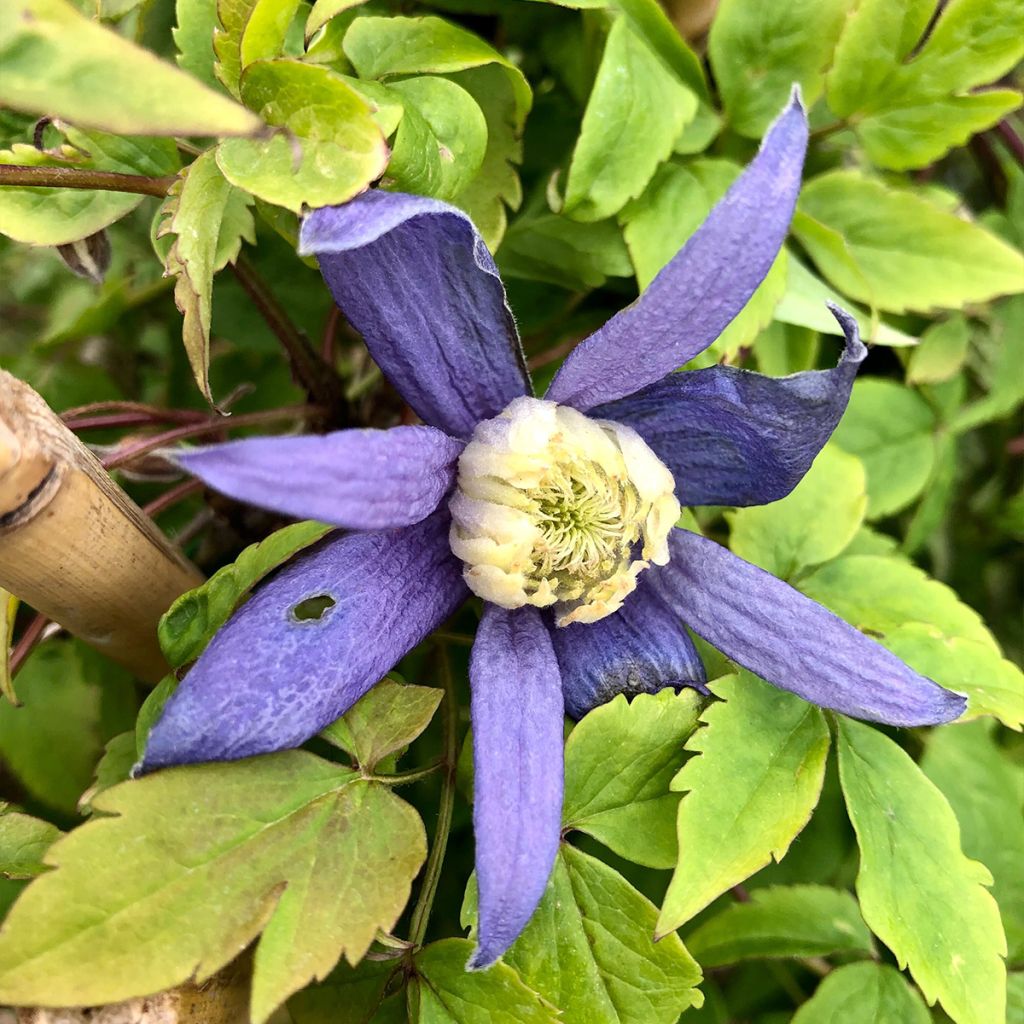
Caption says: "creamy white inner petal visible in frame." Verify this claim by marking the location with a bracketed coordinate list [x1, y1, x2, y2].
[449, 396, 680, 626]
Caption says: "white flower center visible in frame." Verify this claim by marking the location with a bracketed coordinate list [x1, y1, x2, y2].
[449, 396, 680, 626]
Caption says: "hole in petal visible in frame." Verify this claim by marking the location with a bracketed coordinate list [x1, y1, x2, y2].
[291, 594, 336, 622]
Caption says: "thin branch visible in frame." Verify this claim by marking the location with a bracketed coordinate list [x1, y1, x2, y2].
[102, 405, 321, 470]
[9, 613, 51, 679]
[408, 645, 459, 948]
[0, 164, 176, 197]
[230, 253, 350, 426]
[142, 478, 205, 518]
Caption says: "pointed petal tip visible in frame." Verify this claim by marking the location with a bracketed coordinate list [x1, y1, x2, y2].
[787, 82, 805, 111]
[826, 301, 868, 362]
[466, 946, 499, 972]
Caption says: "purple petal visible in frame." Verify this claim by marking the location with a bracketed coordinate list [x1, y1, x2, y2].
[655, 529, 966, 726]
[545, 90, 808, 411]
[142, 508, 467, 769]
[469, 605, 564, 970]
[593, 305, 865, 507]
[300, 192, 530, 438]
[170, 426, 463, 530]
[551, 574, 707, 720]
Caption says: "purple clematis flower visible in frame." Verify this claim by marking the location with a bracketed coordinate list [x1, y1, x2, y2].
[141, 94, 964, 968]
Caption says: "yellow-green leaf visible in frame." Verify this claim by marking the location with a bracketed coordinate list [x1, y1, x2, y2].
[837, 719, 1005, 1024]
[0, 0, 260, 136]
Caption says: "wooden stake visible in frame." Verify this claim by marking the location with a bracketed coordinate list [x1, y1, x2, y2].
[0, 371, 204, 683]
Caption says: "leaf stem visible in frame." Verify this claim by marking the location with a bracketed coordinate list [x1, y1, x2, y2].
[9, 612, 51, 679]
[408, 645, 459, 948]
[0, 164, 176, 197]
[372, 759, 444, 786]
[229, 253, 351, 427]
[101, 404, 321, 470]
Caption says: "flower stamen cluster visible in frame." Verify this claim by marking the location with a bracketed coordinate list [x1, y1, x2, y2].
[449, 397, 680, 625]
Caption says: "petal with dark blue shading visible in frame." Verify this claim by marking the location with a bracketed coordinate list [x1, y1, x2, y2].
[656, 529, 966, 727]
[169, 425, 463, 530]
[545, 91, 808, 411]
[142, 507, 467, 769]
[469, 605, 564, 970]
[300, 192, 530, 438]
[551, 573, 707, 720]
[594, 304, 866, 507]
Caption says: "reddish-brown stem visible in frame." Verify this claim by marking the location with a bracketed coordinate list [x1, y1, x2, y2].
[62, 401, 209, 426]
[0, 164, 176, 197]
[9, 613, 51, 679]
[230, 254, 349, 425]
[995, 119, 1024, 167]
[101, 405, 321, 470]
[142, 478, 205, 518]
[321, 305, 342, 364]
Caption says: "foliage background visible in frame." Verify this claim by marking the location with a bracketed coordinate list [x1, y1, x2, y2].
[0, 0, 1022, 1022]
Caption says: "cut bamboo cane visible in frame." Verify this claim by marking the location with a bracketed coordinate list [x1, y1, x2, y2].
[0, 371, 204, 683]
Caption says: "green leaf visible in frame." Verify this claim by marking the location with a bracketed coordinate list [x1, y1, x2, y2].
[343, 17, 531, 248]
[305, 0, 368, 42]
[289, 958, 405, 1024]
[216, 58, 388, 214]
[658, 673, 830, 933]
[322, 678, 443, 773]
[837, 719, 1005, 1024]
[79, 731, 138, 812]
[0, 130, 179, 246]
[799, 554, 997, 650]
[463, 845, 702, 1024]
[174, 0, 221, 90]
[214, 0, 301, 98]
[0, 0, 260, 136]
[952, 295, 1024, 432]
[622, 158, 738, 291]
[708, 0, 850, 138]
[687, 885, 874, 967]
[0, 752, 427, 1024]
[0, 591, 17, 706]
[447, 64, 526, 249]
[0, 808, 61, 880]
[411, 938, 557, 1023]
[884, 625, 1024, 731]
[563, 17, 696, 222]
[794, 172, 1024, 314]
[907, 315, 970, 385]
[344, 16, 530, 122]
[728, 446, 868, 580]
[562, 688, 703, 868]
[0, 641, 136, 815]
[385, 77, 488, 202]
[830, 378, 937, 518]
[158, 149, 255, 405]
[827, 0, 1024, 170]
[158, 519, 332, 668]
[791, 962, 930, 1024]
[774, 254, 918, 348]
[923, 721, 1024, 962]
[498, 211, 632, 290]
[1008, 974, 1024, 1022]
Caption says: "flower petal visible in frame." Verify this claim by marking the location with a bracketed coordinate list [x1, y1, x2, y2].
[170, 426, 463, 530]
[300, 192, 530, 438]
[142, 508, 466, 769]
[593, 305, 865, 507]
[551, 574, 707, 719]
[545, 91, 808, 411]
[469, 605, 564, 970]
[655, 529, 966, 726]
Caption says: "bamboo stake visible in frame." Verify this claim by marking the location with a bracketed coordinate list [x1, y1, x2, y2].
[0, 371, 203, 683]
